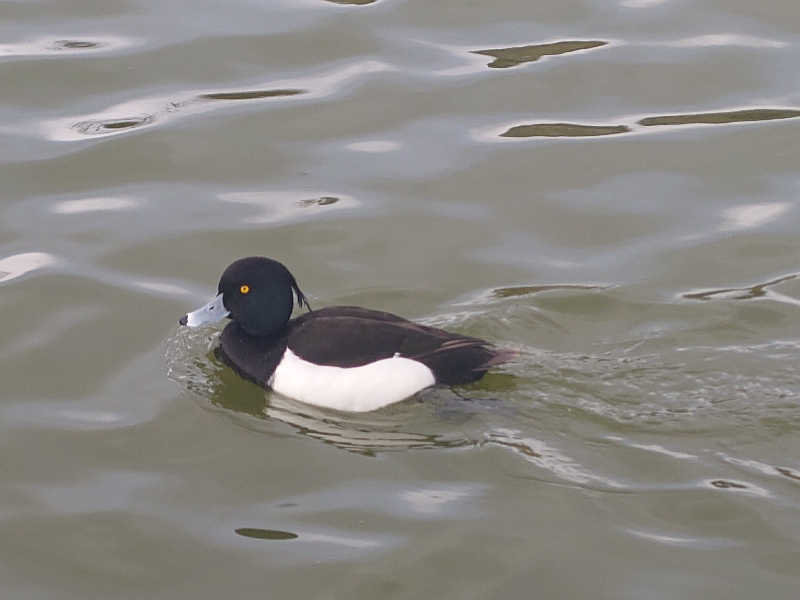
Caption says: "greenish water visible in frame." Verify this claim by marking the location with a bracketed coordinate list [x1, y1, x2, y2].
[2, 1, 799, 598]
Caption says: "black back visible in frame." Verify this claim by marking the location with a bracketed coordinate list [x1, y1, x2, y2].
[285, 306, 501, 385]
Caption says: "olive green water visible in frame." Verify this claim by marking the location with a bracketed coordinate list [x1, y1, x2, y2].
[2, 1, 800, 598]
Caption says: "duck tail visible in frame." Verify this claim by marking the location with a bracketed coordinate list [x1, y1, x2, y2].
[479, 347, 517, 369]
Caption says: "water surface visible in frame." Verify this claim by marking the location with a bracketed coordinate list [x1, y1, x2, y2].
[2, 0, 800, 598]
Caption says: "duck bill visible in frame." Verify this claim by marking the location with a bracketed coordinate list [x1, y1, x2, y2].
[179, 293, 230, 327]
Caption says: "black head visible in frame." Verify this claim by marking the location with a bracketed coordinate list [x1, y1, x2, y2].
[218, 257, 311, 336]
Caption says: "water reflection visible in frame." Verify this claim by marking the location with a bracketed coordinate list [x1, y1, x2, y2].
[709, 479, 748, 490]
[44, 61, 387, 141]
[234, 528, 298, 540]
[663, 34, 787, 48]
[199, 89, 305, 101]
[0, 36, 137, 59]
[776, 468, 800, 482]
[473, 40, 607, 69]
[51, 196, 138, 215]
[346, 140, 400, 153]
[682, 273, 797, 302]
[621, 0, 669, 7]
[500, 123, 629, 138]
[638, 108, 800, 127]
[720, 202, 789, 231]
[0, 252, 58, 283]
[323, 0, 377, 4]
[166, 334, 478, 455]
[218, 190, 356, 223]
[73, 115, 155, 136]
[262, 394, 473, 455]
[491, 284, 604, 299]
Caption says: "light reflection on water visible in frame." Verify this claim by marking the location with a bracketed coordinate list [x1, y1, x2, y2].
[3, 0, 800, 596]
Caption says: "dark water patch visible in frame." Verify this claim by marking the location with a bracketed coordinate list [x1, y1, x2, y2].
[473, 40, 607, 69]
[638, 108, 800, 127]
[501, 123, 629, 138]
[235, 528, 298, 541]
[683, 274, 797, 301]
[324, 0, 377, 4]
[709, 479, 749, 490]
[776, 467, 800, 482]
[52, 40, 102, 50]
[72, 115, 154, 136]
[297, 195, 339, 207]
[492, 284, 603, 299]
[199, 88, 305, 101]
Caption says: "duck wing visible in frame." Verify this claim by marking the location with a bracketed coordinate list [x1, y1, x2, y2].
[286, 306, 503, 384]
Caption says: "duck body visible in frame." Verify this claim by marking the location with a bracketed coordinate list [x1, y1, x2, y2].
[181, 257, 508, 412]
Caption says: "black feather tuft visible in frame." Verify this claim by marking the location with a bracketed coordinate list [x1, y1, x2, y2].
[288, 272, 312, 312]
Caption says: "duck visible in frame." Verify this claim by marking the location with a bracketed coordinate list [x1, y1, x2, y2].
[179, 256, 510, 412]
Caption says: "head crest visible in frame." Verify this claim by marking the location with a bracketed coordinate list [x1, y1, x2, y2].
[287, 271, 311, 312]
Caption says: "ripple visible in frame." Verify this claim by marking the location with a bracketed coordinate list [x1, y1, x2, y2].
[0, 252, 58, 283]
[776, 467, 800, 482]
[72, 114, 155, 136]
[682, 273, 798, 302]
[473, 40, 607, 69]
[717, 454, 800, 485]
[638, 108, 800, 127]
[485, 428, 625, 488]
[296, 195, 340, 207]
[662, 34, 788, 49]
[43, 61, 390, 141]
[346, 140, 400, 153]
[0, 35, 138, 59]
[627, 529, 739, 549]
[51, 196, 138, 215]
[219, 190, 357, 223]
[199, 88, 305, 101]
[481, 104, 800, 143]
[501, 123, 629, 138]
[235, 528, 298, 541]
[709, 479, 749, 489]
[3, 404, 130, 429]
[517, 344, 800, 437]
[491, 284, 604, 299]
[53, 40, 101, 50]
[705, 479, 771, 497]
[720, 202, 790, 232]
[621, 0, 669, 7]
[605, 436, 697, 460]
[323, 0, 377, 4]
[263, 394, 474, 454]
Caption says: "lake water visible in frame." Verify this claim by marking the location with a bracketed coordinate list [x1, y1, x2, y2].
[2, 1, 800, 598]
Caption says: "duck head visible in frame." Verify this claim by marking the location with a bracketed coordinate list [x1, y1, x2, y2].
[179, 256, 310, 336]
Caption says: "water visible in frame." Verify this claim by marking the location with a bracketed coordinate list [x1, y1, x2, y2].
[2, 1, 799, 597]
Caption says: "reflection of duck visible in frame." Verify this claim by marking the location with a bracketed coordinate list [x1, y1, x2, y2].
[198, 353, 476, 455]
[180, 257, 511, 412]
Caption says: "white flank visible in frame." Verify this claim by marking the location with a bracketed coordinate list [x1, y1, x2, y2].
[269, 349, 436, 412]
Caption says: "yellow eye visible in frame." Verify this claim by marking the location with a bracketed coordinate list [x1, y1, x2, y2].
[240, 284, 250, 294]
